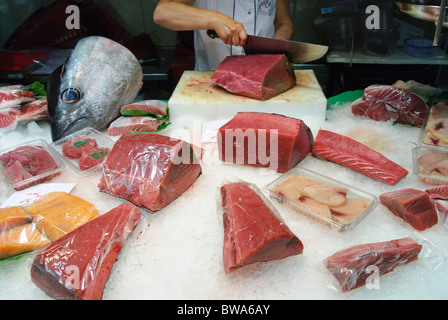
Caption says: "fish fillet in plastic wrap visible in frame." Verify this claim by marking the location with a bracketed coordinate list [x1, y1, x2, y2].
[311, 129, 408, 186]
[379, 188, 438, 231]
[30, 203, 144, 300]
[98, 133, 202, 212]
[0, 192, 98, 259]
[210, 54, 296, 100]
[0, 85, 35, 109]
[351, 85, 428, 127]
[324, 237, 422, 292]
[220, 180, 303, 274]
[217, 112, 313, 173]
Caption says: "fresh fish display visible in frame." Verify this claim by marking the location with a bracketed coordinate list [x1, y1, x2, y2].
[107, 116, 164, 136]
[0, 192, 98, 260]
[312, 129, 408, 186]
[217, 112, 313, 173]
[51, 36, 143, 141]
[422, 102, 448, 147]
[379, 188, 438, 231]
[210, 54, 296, 100]
[351, 85, 428, 127]
[120, 100, 168, 118]
[30, 203, 143, 300]
[0, 85, 35, 109]
[220, 181, 303, 274]
[98, 133, 202, 212]
[324, 237, 422, 292]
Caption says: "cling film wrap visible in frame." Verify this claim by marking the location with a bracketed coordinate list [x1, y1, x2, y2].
[218, 178, 303, 274]
[323, 233, 445, 293]
[98, 133, 202, 212]
[30, 203, 146, 300]
[0, 85, 35, 109]
[351, 85, 428, 127]
[0, 192, 99, 260]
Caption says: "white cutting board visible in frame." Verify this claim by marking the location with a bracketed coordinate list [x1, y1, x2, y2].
[168, 70, 327, 125]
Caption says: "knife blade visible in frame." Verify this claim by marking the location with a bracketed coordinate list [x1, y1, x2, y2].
[207, 30, 328, 63]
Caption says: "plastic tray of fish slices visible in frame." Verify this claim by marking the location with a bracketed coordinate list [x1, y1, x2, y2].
[413, 145, 448, 185]
[265, 167, 379, 231]
[0, 139, 64, 191]
[51, 127, 115, 176]
[419, 100, 448, 149]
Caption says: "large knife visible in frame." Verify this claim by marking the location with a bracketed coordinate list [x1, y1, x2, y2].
[207, 30, 328, 63]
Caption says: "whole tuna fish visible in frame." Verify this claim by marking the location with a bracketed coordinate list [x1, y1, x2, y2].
[50, 36, 142, 140]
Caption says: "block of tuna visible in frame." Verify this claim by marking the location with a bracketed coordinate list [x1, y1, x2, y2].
[107, 116, 164, 136]
[351, 85, 428, 127]
[98, 133, 202, 212]
[218, 112, 313, 173]
[120, 99, 168, 118]
[379, 188, 438, 231]
[220, 181, 303, 274]
[311, 129, 408, 186]
[210, 54, 296, 100]
[324, 237, 422, 292]
[30, 203, 143, 300]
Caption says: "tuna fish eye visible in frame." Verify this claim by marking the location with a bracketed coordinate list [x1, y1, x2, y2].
[62, 88, 81, 104]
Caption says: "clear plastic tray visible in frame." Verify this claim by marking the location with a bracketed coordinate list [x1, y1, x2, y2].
[413, 145, 448, 185]
[265, 167, 379, 231]
[51, 127, 114, 176]
[0, 139, 64, 191]
[419, 101, 448, 149]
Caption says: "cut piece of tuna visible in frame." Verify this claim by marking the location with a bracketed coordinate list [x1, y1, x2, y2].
[107, 116, 163, 136]
[0, 108, 19, 132]
[379, 188, 438, 231]
[351, 85, 428, 127]
[425, 185, 448, 199]
[62, 136, 98, 159]
[30, 203, 143, 300]
[0, 85, 35, 109]
[324, 237, 422, 292]
[210, 54, 296, 100]
[17, 98, 49, 121]
[98, 133, 202, 212]
[78, 147, 109, 171]
[120, 100, 168, 118]
[221, 181, 303, 274]
[311, 129, 408, 186]
[218, 112, 313, 173]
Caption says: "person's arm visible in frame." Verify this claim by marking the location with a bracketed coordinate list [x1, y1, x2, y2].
[274, 0, 293, 40]
[153, 0, 247, 46]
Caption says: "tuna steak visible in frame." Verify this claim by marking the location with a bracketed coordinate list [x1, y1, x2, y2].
[311, 130, 408, 186]
[210, 54, 296, 100]
[30, 203, 143, 300]
[221, 181, 303, 274]
[0, 85, 35, 109]
[351, 85, 428, 127]
[120, 100, 168, 118]
[217, 112, 313, 173]
[107, 116, 163, 136]
[379, 188, 438, 231]
[51, 36, 143, 141]
[98, 133, 202, 212]
[324, 237, 422, 292]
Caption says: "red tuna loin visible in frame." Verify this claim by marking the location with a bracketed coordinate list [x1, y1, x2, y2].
[30, 203, 143, 300]
[210, 54, 296, 101]
[360, 85, 428, 127]
[311, 129, 408, 185]
[218, 112, 313, 173]
[379, 188, 438, 231]
[98, 133, 202, 212]
[324, 237, 422, 292]
[221, 181, 303, 274]
[351, 98, 410, 125]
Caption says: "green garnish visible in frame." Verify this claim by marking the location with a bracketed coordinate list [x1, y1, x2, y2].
[89, 151, 108, 159]
[24, 81, 47, 97]
[74, 141, 88, 147]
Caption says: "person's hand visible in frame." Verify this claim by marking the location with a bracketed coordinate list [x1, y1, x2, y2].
[213, 15, 247, 47]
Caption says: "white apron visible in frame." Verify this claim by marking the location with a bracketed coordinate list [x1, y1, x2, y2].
[193, 0, 276, 70]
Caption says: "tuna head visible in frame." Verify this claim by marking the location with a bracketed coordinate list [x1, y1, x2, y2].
[51, 36, 143, 141]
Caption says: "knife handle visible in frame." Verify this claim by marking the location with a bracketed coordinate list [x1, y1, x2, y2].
[207, 30, 219, 39]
